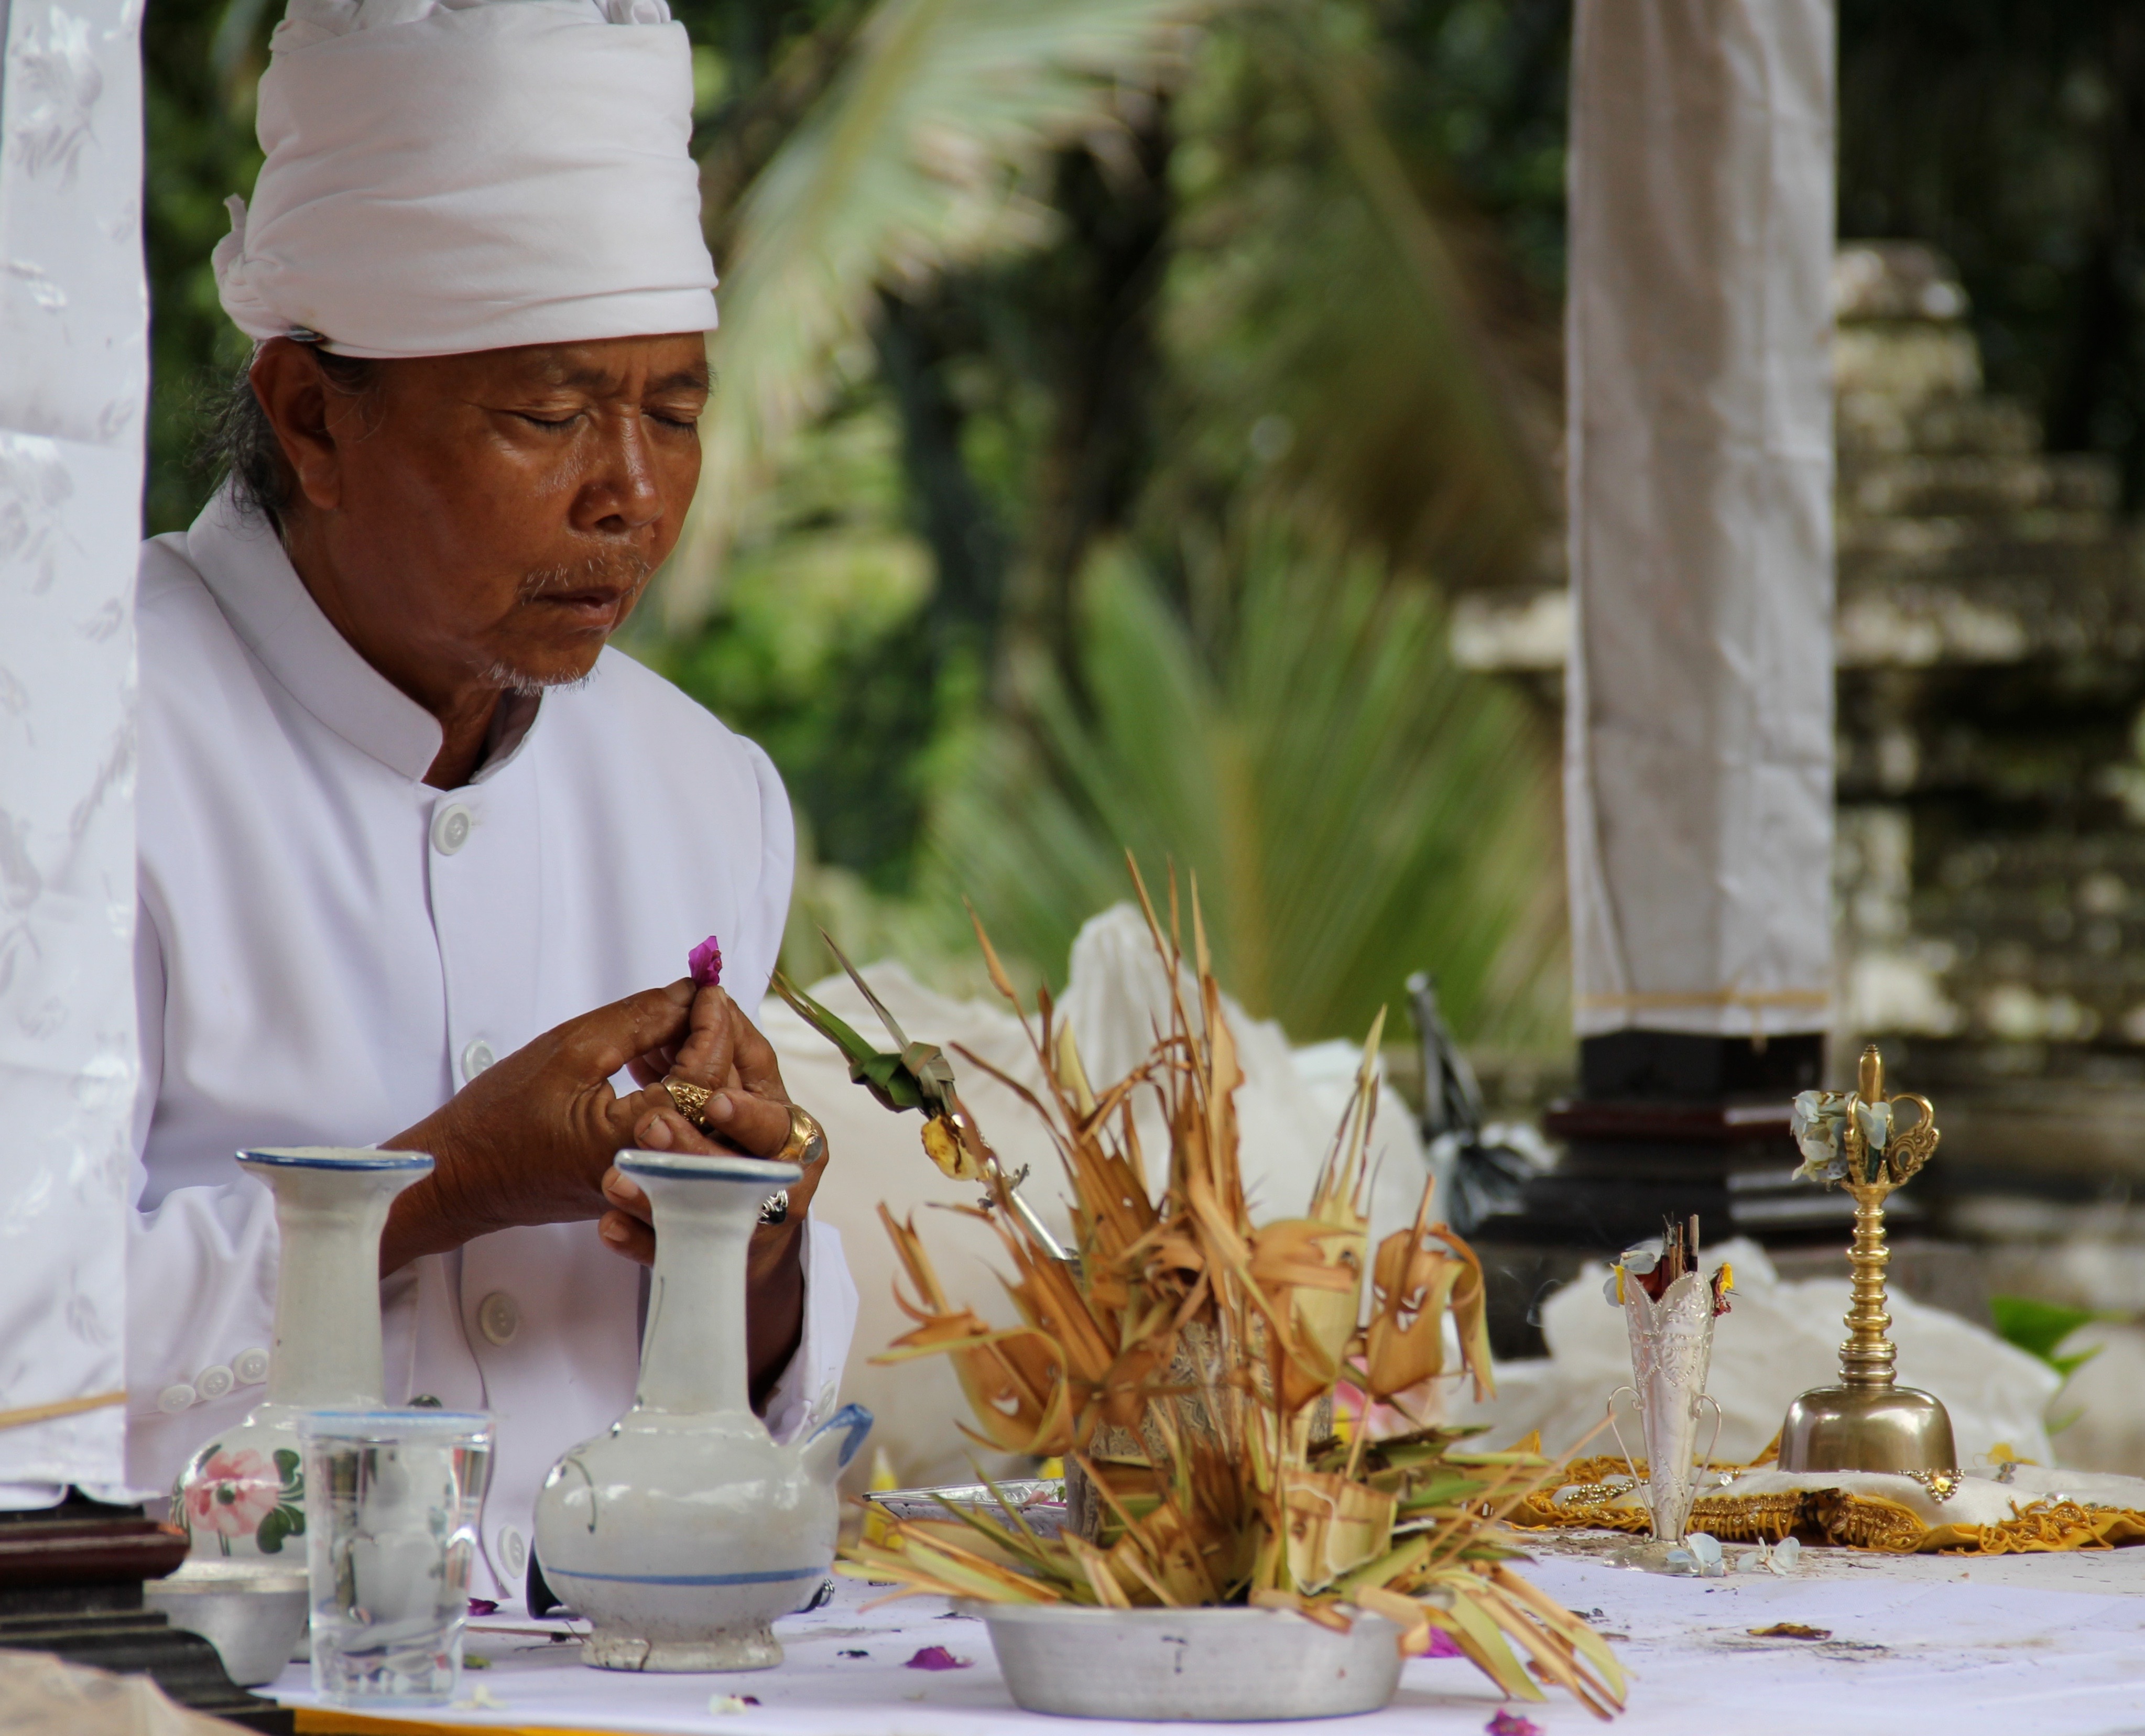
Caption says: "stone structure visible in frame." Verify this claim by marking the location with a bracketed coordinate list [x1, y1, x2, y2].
[1456, 241, 2145, 1218]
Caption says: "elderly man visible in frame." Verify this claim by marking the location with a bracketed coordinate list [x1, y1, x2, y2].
[126, 0, 854, 1603]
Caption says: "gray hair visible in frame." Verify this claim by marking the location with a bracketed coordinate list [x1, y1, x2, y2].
[198, 344, 380, 525]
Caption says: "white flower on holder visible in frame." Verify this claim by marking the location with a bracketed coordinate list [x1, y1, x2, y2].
[1789, 1089, 1851, 1183]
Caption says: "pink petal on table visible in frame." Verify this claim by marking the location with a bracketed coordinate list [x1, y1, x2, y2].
[1487, 1712, 1543, 1736]
[1424, 1626, 1464, 1658]
[905, 1645, 971, 1671]
[689, 935, 724, 988]
[466, 1598, 499, 1617]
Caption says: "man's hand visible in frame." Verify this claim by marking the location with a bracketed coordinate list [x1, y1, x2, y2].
[597, 987, 822, 1403]
[377, 981, 700, 1275]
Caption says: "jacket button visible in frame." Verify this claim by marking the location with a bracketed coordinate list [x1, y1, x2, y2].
[477, 1291, 520, 1346]
[234, 1348, 270, 1385]
[157, 1384, 196, 1414]
[461, 1040, 496, 1082]
[194, 1364, 234, 1401]
[498, 1525, 528, 1578]
[431, 803, 474, 855]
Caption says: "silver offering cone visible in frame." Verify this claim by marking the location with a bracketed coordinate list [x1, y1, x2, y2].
[1612, 1269, 1722, 1543]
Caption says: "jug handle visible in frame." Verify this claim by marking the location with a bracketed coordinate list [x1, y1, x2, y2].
[805, 1403, 874, 1477]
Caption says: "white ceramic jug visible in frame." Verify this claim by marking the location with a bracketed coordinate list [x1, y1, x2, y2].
[533, 1151, 872, 1672]
[169, 1148, 433, 1578]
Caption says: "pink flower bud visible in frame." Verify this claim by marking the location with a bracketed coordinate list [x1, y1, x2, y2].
[689, 934, 723, 989]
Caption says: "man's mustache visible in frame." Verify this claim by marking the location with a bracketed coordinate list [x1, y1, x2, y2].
[516, 553, 653, 603]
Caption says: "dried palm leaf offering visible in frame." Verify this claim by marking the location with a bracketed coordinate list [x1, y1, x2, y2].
[805, 863, 1625, 1719]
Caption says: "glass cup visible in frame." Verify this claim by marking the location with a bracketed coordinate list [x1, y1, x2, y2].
[298, 1409, 493, 1706]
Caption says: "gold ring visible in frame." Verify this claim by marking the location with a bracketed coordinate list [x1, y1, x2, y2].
[662, 1076, 714, 1129]
[775, 1104, 827, 1168]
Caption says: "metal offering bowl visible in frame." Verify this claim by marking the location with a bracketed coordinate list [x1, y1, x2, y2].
[964, 1599, 1406, 1721]
[145, 1567, 309, 1686]
[865, 1479, 1066, 1535]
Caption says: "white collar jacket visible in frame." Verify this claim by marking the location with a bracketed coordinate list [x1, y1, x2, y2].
[126, 489, 856, 1599]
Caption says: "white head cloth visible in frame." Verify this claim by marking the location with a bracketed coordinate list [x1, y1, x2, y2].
[214, 0, 718, 358]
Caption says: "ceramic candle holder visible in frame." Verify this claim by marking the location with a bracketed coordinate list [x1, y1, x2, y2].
[534, 1151, 871, 1672]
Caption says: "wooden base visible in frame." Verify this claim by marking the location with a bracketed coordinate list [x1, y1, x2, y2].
[0, 1491, 292, 1731]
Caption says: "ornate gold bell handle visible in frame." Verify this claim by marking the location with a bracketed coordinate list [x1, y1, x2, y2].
[1881, 1091, 1939, 1186]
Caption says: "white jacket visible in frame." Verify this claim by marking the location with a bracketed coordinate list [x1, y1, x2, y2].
[125, 489, 857, 1599]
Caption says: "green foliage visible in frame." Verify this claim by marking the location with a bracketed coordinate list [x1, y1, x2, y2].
[1838, 0, 2145, 507]
[1161, 9, 1553, 590]
[1989, 1294, 2106, 1380]
[919, 527, 1565, 1045]
[644, 391, 944, 886]
[665, 0, 1224, 627]
[143, 0, 274, 532]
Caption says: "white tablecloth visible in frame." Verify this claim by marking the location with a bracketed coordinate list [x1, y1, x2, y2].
[268, 1538, 2145, 1735]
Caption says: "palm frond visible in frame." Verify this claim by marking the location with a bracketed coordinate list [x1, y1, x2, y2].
[814, 895, 1619, 1717]
[919, 526, 1565, 1046]
[1160, 8, 1556, 589]
[663, 0, 1220, 628]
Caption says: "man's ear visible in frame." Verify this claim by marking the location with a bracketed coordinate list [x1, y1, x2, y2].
[249, 339, 343, 512]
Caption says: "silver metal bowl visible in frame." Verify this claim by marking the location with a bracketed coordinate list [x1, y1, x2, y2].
[866, 1479, 1067, 1536]
[145, 1568, 310, 1686]
[963, 1600, 1404, 1721]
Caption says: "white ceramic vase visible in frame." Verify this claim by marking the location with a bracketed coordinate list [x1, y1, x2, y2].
[168, 1149, 433, 1580]
[533, 1151, 872, 1673]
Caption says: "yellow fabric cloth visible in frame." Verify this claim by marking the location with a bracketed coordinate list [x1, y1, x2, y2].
[1513, 1454, 2145, 1554]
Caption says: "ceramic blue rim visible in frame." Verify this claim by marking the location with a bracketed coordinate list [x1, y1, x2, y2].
[239, 1147, 433, 1171]
[297, 1409, 492, 1439]
[615, 1151, 802, 1185]
[547, 1564, 823, 1587]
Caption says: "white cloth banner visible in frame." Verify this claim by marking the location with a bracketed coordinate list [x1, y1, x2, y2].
[0, 0, 148, 1491]
[1564, 0, 1837, 1040]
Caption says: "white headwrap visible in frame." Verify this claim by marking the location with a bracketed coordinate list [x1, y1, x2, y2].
[214, 0, 718, 358]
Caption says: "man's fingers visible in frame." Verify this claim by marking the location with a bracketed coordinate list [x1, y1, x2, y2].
[703, 1087, 793, 1160]
[727, 999, 789, 1099]
[627, 1100, 730, 1157]
[783, 1149, 826, 1220]
[571, 981, 695, 1080]
[601, 1165, 651, 1222]
[664, 986, 738, 1092]
[598, 1210, 656, 1266]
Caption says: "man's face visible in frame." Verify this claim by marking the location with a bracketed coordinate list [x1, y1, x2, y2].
[264, 333, 709, 696]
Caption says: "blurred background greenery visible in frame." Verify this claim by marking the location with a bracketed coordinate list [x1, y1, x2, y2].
[144, 0, 2145, 1055]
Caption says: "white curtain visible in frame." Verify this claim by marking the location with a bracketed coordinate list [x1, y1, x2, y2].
[0, 0, 147, 1490]
[1563, 0, 1837, 1042]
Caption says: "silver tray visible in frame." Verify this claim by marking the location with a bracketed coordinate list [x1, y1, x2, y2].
[864, 1479, 1067, 1535]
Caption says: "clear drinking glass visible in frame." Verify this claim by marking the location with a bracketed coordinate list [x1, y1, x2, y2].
[298, 1409, 493, 1706]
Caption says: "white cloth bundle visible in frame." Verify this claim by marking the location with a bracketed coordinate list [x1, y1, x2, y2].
[1449, 1238, 2062, 1467]
[215, 0, 718, 357]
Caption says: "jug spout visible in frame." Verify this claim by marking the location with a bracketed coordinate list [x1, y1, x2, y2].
[801, 1405, 873, 1488]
